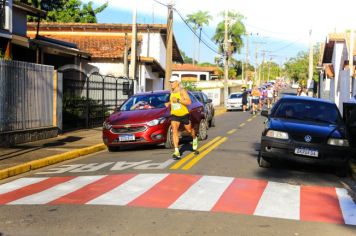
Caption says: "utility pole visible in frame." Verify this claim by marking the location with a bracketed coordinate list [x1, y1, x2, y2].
[261, 50, 266, 83]
[244, 33, 250, 85]
[130, 5, 137, 92]
[349, 30, 355, 97]
[267, 54, 276, 82]
[308, 29, 314, 96]
[223, 10, 229, 107]
[164, 1, 174, 90]
[254, 43, 258, 86]
[124, 33, 129, 78]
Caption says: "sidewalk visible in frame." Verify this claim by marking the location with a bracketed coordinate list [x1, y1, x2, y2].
[0, 128, 105, 179]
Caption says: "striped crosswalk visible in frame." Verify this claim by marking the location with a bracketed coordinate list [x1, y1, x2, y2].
[0, 173, 355, 226]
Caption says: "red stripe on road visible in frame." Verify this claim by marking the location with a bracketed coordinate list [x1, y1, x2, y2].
[212, 178, 268, 214]
[127, 173, 201, 208]
[300, 186, 344, 224]
[0, 177, 75, 204]
[49, 174, 137, 204]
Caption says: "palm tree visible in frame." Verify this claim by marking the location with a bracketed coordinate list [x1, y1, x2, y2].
[213, 11, 246, 54]
[186, 11, 212, 65]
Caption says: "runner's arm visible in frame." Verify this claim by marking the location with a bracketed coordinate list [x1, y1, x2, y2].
[179, 89, 192, 106]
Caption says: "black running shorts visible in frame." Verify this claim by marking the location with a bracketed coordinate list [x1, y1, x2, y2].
[171, 114, 190, 125]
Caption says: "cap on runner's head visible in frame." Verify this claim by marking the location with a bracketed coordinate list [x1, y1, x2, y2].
[169, 75, 181, 83]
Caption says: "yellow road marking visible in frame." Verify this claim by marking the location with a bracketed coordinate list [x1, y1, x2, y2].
[170, 136, 222, 170]
[239, 123, 246, 127]
[247, 118, 252, 122]
[227, 129, 237, 135]
[181, 137, 228, 170]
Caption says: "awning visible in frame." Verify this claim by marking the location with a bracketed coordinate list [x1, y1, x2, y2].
[11, 34, 29, 48]
[31, 37, 91, 59]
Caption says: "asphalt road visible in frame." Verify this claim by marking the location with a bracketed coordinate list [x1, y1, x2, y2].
[0, 94, 355, 235]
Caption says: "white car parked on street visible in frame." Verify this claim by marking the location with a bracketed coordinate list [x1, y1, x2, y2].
[225, 92, 250, 111]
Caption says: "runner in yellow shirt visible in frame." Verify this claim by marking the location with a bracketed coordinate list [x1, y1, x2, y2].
[165, 75, 198, 159]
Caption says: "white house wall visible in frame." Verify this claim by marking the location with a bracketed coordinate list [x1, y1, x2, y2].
[138, 64, 164, 92]
[173, 71, 210, 81]
[89, 62, 125, 77]
[201, 88, 221, 106]
[331, 42, 344, 109]
[141, 33, 166, 70]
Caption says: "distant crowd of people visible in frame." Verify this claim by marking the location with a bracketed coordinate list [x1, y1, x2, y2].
[240, 80, 286, 115]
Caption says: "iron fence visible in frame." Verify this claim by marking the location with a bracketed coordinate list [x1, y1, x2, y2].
[0, 59, 54, 132]
[61, 69, 133, 130]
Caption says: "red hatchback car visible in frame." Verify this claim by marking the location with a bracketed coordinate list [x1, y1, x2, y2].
[103, 90, 208, 151]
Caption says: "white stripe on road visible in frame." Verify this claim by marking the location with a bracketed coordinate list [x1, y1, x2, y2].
[87, 174, 168, 206]
[0, 178, 48, 195]
[8, 176, 105, 205]
[254, 182, 300, 220]
[169, 176, 233, 211]
[336, 188, 356, 225]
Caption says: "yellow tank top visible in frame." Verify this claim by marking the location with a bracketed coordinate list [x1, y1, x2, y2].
[170, 91, 189, 116]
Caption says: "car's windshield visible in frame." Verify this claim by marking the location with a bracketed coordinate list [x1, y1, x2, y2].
[229, 94, 242, 99]
[120, 93, 170, 111]
[274, 100, 342, 124]
[193, 93, 202, 102]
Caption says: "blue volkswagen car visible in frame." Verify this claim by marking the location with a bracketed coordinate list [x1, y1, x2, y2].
[258, 96, 353, 176]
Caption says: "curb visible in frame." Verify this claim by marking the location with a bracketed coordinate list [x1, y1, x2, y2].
[215, 107, 226, 116]
[0, 143, 107, 180]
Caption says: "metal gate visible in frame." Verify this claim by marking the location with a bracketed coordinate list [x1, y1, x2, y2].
[61, 69, 133, 131]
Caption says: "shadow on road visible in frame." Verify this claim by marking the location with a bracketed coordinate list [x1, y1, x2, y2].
[251, 142, 348, 184]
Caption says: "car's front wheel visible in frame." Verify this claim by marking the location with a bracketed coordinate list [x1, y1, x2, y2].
[198, 119, 208, 140]
[258, 151, 271, 168]
[165, 125, 174, 149]
[209, 116, 215, 127]
[334, 165, 349, 177]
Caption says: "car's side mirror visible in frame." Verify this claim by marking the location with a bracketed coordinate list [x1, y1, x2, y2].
[261, 110, 269, 117]
[207, 99, 213, 103]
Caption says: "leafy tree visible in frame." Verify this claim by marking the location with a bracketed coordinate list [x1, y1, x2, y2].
[259, 61, 281, 83]
[186, 10, 213, 65]
[180, 50, 197, 65]
[283, 44, 320, 87]
[182, 81, 200, 91]
[26, 0, 108, 23]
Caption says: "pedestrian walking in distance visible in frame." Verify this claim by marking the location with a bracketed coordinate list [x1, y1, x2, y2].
[165, 75, 198, 159]
[241, 86, 248, 112]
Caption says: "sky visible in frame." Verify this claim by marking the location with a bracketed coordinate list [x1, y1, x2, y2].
[88, 0, 356, 65]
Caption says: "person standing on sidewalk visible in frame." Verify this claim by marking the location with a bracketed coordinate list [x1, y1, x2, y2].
[165, 75, 198, 159]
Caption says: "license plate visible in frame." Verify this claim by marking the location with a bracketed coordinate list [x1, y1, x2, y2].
[294, 147, 319, 157]
[118, 134, 135, 142]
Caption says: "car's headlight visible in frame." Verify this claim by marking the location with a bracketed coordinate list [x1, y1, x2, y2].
[147, 117, 166, 127]
[327, 138, 349, 147]
[103, 121, 112, 130]
[266, 130, 289, 140]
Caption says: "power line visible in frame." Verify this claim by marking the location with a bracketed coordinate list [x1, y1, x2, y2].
[152, 0, 222, 56]
[271, 37, 305, 52]
[152, 0, 168, 7]
[173, 8, 223, 56]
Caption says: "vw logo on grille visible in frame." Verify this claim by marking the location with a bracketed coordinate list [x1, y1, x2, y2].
[304, 135, 312, 143]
